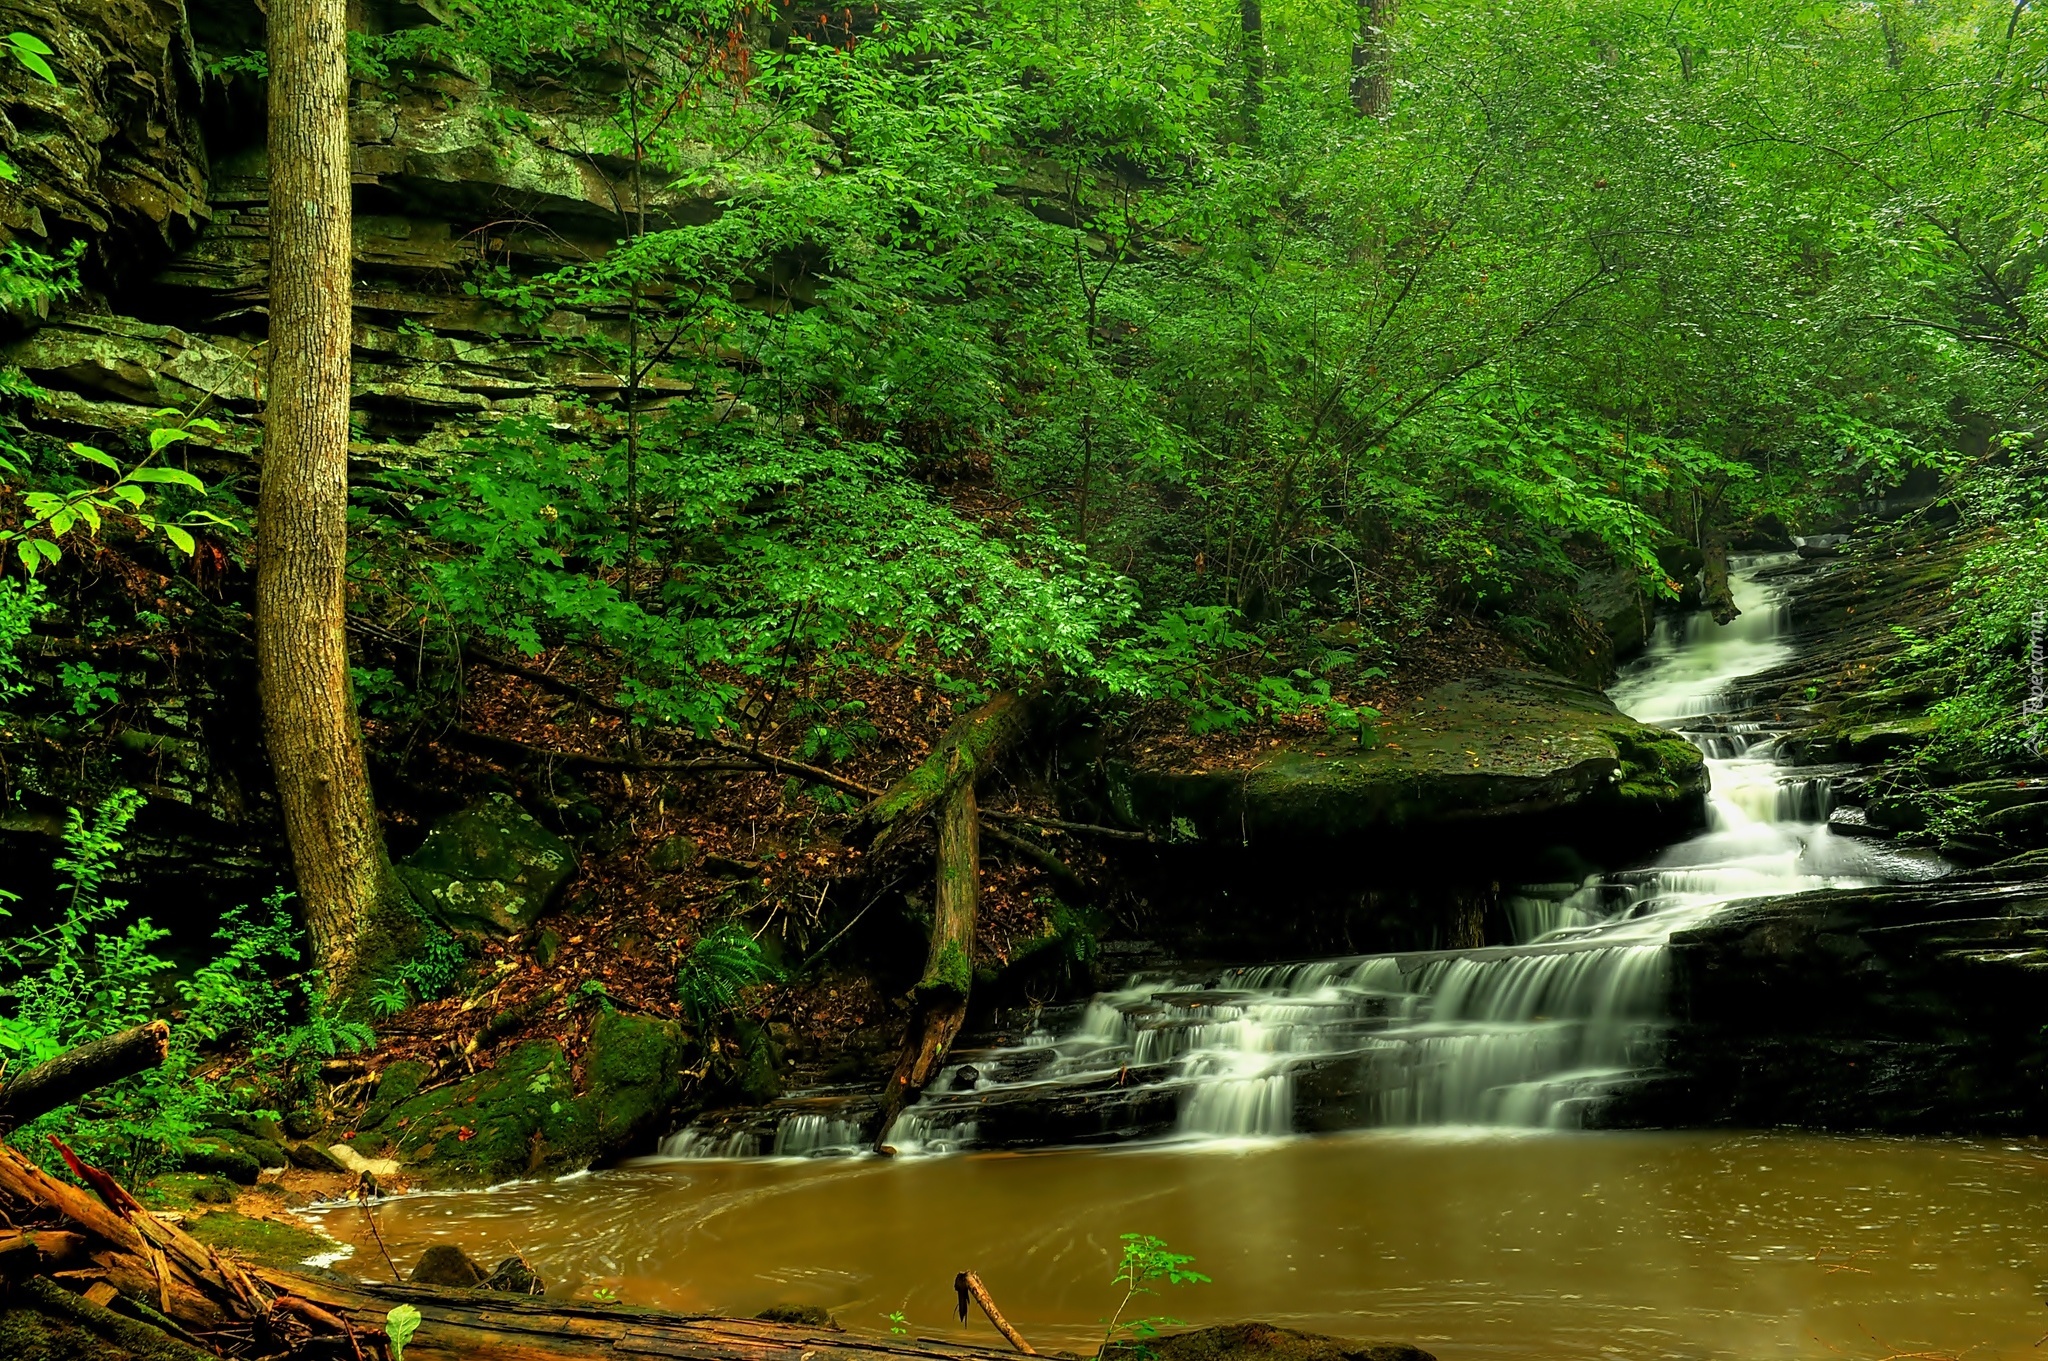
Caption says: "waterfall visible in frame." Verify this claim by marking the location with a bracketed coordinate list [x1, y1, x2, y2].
[663, 556, 1946, 1158]
[868, 555, 1945, 1150]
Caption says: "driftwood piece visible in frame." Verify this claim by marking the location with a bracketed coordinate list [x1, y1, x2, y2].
[248, 1271, 1046, 1361]
[953, 1271, 1036, 1354]
[0, 1141, 264, 1332]
[0, 1021, 171, 1132]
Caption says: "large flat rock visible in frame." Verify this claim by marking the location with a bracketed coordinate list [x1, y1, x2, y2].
[1108, 669, 1705, 847]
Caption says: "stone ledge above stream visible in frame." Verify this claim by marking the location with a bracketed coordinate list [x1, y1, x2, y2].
[1105, 668, 1707, 853]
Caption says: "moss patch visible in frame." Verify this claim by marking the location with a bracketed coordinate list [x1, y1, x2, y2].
[138, 1173, 237, 1209]
[185, 1212, 335, 1269]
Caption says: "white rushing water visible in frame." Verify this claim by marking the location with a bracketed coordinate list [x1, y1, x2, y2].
[664, 558, 1948, 1159]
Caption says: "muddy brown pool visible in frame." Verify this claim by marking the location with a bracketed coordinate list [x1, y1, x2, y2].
[307, 1130, 2048, 1361]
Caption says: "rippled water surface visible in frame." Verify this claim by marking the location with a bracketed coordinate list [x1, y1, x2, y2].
[312, 1130, 2048, 1361]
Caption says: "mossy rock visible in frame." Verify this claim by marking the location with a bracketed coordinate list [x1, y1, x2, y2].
[584, 1009, 687, 1146]
[358, 1059, 432, 1130]
[177, 1138, 261, 1185]
[397, 793, 576, 937]
[1108, 1324, 1435, 1361]
[1112, 669, 1706, 849]
[201, 1128, 289, 1170]
[138, 1173, 237, 1208]
[350, 1015, 682, 1187]
[185, 1212, 336, 1269]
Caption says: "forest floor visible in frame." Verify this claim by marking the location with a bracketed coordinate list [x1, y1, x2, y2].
[348, 608, 1539, 1127]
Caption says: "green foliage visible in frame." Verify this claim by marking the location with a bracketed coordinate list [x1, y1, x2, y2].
[0, 793, 365, 1179]
[1099, 1233, 1210, 1358]
[2, 31, 57, 84]
[0, 408, 240, 576]
[368, 917, 470, 1015]
[674, 921, 782, 1028]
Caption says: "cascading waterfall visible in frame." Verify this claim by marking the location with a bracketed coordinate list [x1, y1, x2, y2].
[662, 555, 1946, 1159]
[863, 555, 1946, 1152]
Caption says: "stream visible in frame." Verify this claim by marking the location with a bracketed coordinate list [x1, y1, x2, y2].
[311, 558, 2017, 1360]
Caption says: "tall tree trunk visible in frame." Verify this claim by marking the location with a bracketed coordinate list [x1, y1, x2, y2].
[1350, 0, 1394, 116]
[1240, 0, 1265, 130]
[260, 0, 411, 994]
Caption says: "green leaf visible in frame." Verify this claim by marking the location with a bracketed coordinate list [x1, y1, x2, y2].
[11, 46, 56, 84]
[125, 467, 206, 491]
[147, 427, 191, 454]
[385, 1304, 422, 1361]
[70, 444, 121, 472]
[163, 524, 196, 555]
[7, 32, 55, 55]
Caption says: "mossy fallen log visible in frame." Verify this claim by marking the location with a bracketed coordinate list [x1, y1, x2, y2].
[850, 693, 1032, 858]
[0, 1022, 171, 1134]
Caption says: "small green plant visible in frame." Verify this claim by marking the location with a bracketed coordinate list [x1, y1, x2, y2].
[674, 921, 782, 1028]
[1097, 1234, 1209, 1359]
[385, 1303, 422, 1361]
[56, 660, 120, 716]
[3, 31, 56, 83]
[591, 1285, 620, 1304]
[887, 1311, 909, 1336]
[0, 413, 237, 575]
[366, 976, 411, 1018]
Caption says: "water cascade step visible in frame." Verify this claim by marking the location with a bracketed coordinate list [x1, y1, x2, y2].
[661, 556, 1949, 1159]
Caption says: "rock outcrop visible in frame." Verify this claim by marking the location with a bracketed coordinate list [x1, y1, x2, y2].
[395, 792, 576, 938]
[1109, 669, 1706, 851]
[1607, 874, 2048, 1133]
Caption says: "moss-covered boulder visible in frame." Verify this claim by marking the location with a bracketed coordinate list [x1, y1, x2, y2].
[396, 793, 575, 938]
[345, 1012, 685, 1187]
[1109, 669, 1706, 851]
[176, 1137, 261, 1185]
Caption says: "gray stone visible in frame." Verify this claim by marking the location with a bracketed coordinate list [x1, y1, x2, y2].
[397, 794, 575, 937]
[412, 1244, 487, 1287]
[1107, 1323, 1435, 1361]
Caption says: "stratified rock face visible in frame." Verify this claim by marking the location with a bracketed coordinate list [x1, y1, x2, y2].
[0, 0, 211, 273]
[1608, 876, 2048, 1133]
[1109, 1323, 1436, 1361]
[396, 792, 575, 937]
[1110, 669, 1705, 851]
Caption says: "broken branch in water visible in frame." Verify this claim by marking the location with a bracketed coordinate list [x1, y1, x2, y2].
[954, 1270, 1038, 1354]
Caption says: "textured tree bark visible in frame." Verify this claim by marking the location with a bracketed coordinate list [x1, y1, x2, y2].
[1240, 0, 1266, 117]
[876, 767, 980, 1148]
[260, 0, 412, 993]
[1350, 0, 1394, 116]
[1702, 536, 1740, 625]
[0, 1022, 169, 1134]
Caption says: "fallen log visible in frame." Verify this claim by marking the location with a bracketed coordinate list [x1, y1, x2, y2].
[877, 760, 982, 1147]
[0, 1021, 171, 1133]
[248, 1271, 1045, 1361]
[850, 693, 1032, 858]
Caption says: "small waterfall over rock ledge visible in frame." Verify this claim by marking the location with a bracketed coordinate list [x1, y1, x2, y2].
[662, 556, 1949, 1159]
